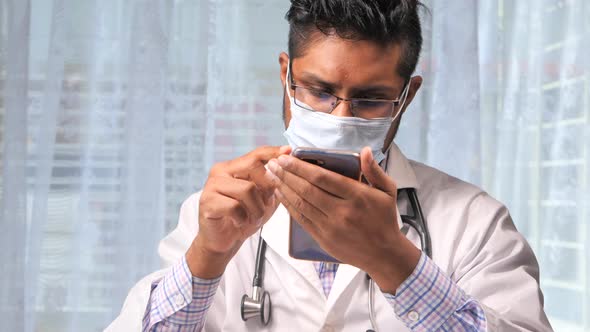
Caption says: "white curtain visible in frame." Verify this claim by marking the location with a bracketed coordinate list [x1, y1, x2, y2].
[0, 0, 587, 331]
[399, 1, 589, 331]
[1, 0, 287, 330]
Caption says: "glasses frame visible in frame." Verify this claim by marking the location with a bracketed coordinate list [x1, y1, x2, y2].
[288, 65, 410, 119]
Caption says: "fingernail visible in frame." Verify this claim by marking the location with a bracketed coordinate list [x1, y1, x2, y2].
[278, 155, 289, 167]
[267, 160, 278, 173]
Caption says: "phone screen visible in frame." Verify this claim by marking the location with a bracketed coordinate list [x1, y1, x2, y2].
[288, 148, 361, 262]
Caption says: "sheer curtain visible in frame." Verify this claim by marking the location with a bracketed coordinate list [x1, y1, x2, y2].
[398, 1, 589, 330]
[0, 0, 286, 331]
[0, 0, 587, 331]
[397, 0, 590, 331]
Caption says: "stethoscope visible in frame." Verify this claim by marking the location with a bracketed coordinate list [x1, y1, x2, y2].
[240, 187, 431, 331]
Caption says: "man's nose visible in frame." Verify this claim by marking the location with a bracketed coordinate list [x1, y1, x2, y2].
[330, 99, 355, 117]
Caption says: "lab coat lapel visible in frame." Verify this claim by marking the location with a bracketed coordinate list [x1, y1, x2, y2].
[260, 204, 325, 298]
[325, 263, 362, 309]
[385, 143, 419, 190]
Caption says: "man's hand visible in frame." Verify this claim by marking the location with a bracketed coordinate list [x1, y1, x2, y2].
[267, 146, 420, 293]
[186, 145, 292, 279]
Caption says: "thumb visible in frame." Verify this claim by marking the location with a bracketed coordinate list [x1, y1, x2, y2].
[360, 147, 397, 196]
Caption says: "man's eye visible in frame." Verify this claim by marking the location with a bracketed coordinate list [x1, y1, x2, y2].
[354, 99, 389, 109]
[355, 100, 377, 108]
[358, 95, 386, 100]
[309, 90, 332, 99]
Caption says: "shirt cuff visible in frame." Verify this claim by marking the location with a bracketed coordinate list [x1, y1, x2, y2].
[383, 253, 473, 332]
[144, 255, 221, 330]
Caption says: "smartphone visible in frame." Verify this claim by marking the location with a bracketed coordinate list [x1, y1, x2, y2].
[288, 147, 361, 262]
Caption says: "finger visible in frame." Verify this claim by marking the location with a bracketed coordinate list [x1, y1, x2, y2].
[208, 176, 267, 222]
[266, 159, 338, 214]
[231, 145, 292, 193]
[274, 189, 322, 237]
[360, 147, 397, 196]
[227, 145, 291, 177]
[249, 145, 293, 163]
[272, 176, 327, 223]
[200, 192, 248, 227]
[276, 154, 359, 198]
[247, 145, 292, 183]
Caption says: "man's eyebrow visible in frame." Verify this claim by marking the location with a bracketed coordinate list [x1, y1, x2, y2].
[297, 71, 340, 89]
[350, 85, 397, 97]
[297, 71, 397, 97]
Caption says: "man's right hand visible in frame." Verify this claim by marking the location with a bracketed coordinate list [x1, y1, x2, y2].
[186, 145, 292, 279]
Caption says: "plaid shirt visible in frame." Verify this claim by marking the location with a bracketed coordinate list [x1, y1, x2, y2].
[314, 261, 339, 297]
[142, 253, 486, 331]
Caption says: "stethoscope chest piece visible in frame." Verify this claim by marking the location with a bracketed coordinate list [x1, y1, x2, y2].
[241, 286, 271, 325]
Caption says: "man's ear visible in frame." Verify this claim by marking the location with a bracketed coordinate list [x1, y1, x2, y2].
[380, 75, 423, 151]
[279, 52, 289, 88]
[401, 75, 423, 115]
[279, 52, 292, 128]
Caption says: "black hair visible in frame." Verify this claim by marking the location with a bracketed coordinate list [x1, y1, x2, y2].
[286, 0, 424, 79]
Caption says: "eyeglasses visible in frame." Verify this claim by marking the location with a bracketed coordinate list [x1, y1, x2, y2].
[289, 70, 410, 119]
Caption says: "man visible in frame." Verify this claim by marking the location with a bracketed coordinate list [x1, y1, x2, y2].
[108, 0, 553, 331]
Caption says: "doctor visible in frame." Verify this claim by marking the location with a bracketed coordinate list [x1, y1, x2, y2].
[108, 0, 553, 331]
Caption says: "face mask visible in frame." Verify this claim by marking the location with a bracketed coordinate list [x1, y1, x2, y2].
[283, 63, 409, 164]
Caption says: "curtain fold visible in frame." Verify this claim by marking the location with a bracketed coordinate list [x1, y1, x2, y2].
[1, 1, 30, 331]
[0, 0, 587, 330]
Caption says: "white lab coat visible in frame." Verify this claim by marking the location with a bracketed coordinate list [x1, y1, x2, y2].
[107, 144, 553, 331]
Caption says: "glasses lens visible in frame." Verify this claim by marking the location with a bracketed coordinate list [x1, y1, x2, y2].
[351, 100, 394, 119]
[294, 87, 336, 113]
[294, 86, 396, 119]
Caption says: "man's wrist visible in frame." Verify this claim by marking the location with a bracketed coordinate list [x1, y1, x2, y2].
[367, 235, 422, 294]
[185, 235, 235, 279]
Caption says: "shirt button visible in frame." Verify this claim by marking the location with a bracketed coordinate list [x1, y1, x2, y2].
[174, 294, 185, 307]
[407, 310, 420, 322]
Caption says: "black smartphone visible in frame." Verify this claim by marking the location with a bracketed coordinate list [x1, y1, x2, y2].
[288, 147, 361, 262]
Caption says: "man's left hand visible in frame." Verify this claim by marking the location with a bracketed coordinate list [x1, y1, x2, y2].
[267, 146, 421, 293]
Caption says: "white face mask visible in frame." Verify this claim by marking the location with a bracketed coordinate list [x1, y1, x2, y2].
[283, 63, 409, 164]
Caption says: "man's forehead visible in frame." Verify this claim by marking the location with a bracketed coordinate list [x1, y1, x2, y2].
[291, 34, 406, 88]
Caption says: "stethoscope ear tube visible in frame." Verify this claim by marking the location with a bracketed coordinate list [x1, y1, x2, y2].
[253, 234, 267, 287]
[404, 188, 432, 258]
